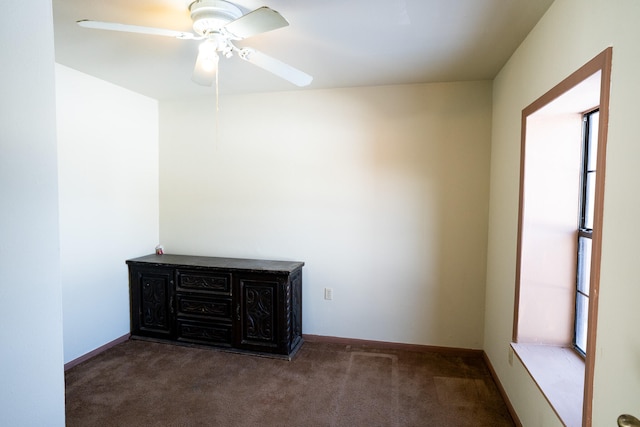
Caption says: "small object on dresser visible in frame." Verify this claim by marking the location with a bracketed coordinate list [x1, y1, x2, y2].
[155, 245, 164, 255]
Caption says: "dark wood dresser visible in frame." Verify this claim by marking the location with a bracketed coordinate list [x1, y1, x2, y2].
[126, 254, 304, 359]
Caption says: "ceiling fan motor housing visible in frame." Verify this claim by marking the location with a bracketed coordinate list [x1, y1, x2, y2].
[189, 0, 243, 35]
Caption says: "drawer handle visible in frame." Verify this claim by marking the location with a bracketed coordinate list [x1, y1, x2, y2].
[236, 304, 240, 321]
[169, 296, 174, 315]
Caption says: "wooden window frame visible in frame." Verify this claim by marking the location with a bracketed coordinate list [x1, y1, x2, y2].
[512, 47, 612, 427]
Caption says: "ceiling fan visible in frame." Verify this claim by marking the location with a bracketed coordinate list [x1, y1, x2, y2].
[77, 0, 313, 87]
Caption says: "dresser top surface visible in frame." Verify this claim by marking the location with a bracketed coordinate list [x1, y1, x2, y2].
[126, 254, 304, 273]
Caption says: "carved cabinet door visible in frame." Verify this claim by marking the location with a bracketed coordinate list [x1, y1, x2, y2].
[234, 274, 284, 354]
[129, 266, 176, 339]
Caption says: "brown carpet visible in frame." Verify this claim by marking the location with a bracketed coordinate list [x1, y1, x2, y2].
[65, 339, 514, 426]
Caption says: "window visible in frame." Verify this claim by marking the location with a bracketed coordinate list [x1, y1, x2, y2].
[512, 47, 612, 427]
[574, 109, 599, 356]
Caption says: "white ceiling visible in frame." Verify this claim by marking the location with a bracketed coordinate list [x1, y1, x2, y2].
[52, 0, 554, 100]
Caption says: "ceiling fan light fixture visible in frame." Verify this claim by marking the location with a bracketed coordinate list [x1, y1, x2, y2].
[198, 40, 219, 72]
[189, 0, 242, 36]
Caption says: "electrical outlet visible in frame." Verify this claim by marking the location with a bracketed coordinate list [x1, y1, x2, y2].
[324, 287, 333, 300]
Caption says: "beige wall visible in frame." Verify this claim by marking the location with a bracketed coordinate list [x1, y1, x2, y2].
[485, 0, 640, 425]
[159, 81, 492, 349]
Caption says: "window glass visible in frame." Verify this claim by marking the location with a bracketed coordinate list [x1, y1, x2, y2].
[587, 111, 599, 171]
[576, 236, 591, 296]
[584, 173, 596, 230]
[575, 292, 589, 355]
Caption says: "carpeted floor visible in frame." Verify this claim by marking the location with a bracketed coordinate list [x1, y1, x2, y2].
[65, 339, 515, 426]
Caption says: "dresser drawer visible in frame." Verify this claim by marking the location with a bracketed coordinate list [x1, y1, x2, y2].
[177, 295, 232, 320]
[176, 270, 231, 295]
[177, 319, 232, 346]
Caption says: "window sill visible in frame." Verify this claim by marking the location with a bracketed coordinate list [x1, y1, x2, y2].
[511, 343, 584, 427]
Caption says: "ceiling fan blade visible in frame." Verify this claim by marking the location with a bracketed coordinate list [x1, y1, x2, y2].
[77, 20, 200, 40]
[192, 40, 219, 86]
[239, 48, 312, 87]
[223, 7, 289, 40]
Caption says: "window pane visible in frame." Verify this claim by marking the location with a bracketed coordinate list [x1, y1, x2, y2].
[575, 292, 589, 354]
[587, 111, 599, 171]
[577, 236, 592, 296]
[584, 172, 596, 230]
